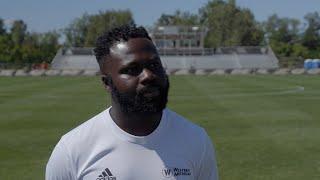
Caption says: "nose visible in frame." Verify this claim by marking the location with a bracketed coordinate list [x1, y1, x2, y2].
[140, 68, 156, 85]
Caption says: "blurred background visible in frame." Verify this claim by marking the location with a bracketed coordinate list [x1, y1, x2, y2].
[0, 0, 319, 69]
[0, 0, 319, 179]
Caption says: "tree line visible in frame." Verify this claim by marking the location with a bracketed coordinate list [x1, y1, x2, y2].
[0, 20, 60, 67]
[0, 0, 319, 67]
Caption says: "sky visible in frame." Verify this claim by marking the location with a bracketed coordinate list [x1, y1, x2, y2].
[0, 0, 319, 33]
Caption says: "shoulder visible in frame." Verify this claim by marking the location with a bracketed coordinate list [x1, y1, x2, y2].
[165, 108, 208, 138]
[164, 108, 210, 150]
[47, 108, 113, 178]
[61, 109, 108, 143]
[164, 109, 218, 179]
[58, 108, 111, 157]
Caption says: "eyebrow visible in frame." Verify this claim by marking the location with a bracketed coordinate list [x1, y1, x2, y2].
[120, 55, 160, 70]
[122, 61, 140, 67]
[127, 45, 156, 54]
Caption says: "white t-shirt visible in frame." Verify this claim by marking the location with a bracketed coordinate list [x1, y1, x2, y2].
[46, 107, 219, 180]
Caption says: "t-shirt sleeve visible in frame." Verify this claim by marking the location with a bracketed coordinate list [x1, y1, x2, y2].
[196, 131, 219, 180]
[46, 139, 76, 180]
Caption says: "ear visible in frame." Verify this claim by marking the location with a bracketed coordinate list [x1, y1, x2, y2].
[101, 75, 112, 92]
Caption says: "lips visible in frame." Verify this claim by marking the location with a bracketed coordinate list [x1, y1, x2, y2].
[142, 90, 160, 98]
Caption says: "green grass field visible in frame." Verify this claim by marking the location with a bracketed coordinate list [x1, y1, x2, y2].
[0, 75, 319, 179]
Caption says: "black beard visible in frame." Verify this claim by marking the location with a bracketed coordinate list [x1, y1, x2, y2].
[110, 77, 169, 114]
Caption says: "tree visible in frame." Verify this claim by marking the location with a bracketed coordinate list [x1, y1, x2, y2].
[199, 0, 232, 47]
[0, 18, 6, 35]
[39, 31, 60, 62]
[264, 14, 300, 44]
[262, 14, 303, 60]
[21, 31, 60, 63]
[10, 20, 27, 63]
[232, 9, 264, 46]
[19, 32, 40, 63]
[64, 10, 134, 47]
[199, 0, 263, 47]
[0, 17, 62, 65]
[10, 20, 27, 45]
[0, 18, 10, 62]
[64, 13, 90, 47]
[84, 10, 134, 46]
[156, 10, 199, 26]
[0, 34, 13, 62]
[302, 12, 320, 50]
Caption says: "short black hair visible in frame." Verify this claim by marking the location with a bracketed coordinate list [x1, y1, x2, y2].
[94, 24, 152, 69]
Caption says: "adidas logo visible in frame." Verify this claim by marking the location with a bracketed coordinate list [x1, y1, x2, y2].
[96, 168, 116, 180]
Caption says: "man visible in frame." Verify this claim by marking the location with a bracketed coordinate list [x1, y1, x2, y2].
[46, 24, 218, 180]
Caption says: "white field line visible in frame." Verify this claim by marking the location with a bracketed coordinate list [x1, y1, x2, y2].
[172, 86, 305, 99]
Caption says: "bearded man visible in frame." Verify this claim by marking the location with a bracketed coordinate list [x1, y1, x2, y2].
[46, 24, 219, 180]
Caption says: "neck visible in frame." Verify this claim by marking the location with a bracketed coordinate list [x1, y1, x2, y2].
[109, 104, 163, 136]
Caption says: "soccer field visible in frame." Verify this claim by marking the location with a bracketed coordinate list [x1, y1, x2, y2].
[0, 75, 319, 179]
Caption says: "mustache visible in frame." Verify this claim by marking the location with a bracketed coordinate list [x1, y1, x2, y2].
[138, 86, 161, 95]
[137, 75, 169, 95]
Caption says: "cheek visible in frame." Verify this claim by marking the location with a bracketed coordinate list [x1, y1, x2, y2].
[112, 75, 139, 92]
[119, 74, 131, 80]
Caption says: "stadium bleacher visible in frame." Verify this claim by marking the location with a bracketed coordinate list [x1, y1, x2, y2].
[15, 69, 28, 76]
[6, 46, 320, 76]
[51, 46, 279, 71]
[0, 69, 15, 76]
[1, 68, 320, 76]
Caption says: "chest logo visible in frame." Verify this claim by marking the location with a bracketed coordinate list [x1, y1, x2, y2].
[162, 167, 191, 178]
[96, 168, 116, 180]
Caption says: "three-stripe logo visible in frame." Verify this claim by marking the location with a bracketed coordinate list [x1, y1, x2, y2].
[96, 168, 116, 180]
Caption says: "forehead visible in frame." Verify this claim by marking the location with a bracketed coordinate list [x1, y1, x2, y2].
[103, 38, 159, 72]
[110, 38, 157, 58]
[109, 38, 158, 65]
[126, 38, 156, 53]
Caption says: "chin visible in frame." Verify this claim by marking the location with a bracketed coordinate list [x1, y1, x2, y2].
[122, 99, 167, 114]
[111, 77, 169, 114]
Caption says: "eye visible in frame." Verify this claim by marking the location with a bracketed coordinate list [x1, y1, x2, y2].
[120, 66, 142, 76]
[148, 62, 162, 71]
[151, 63, 165, 76]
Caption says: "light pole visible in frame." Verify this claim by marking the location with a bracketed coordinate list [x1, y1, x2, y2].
[158, 26, 165, 55]
[190, 26, 199, 55]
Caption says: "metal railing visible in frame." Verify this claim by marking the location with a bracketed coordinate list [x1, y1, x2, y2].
[60, 47, 267, 56]
[157, 47, 266, 56]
